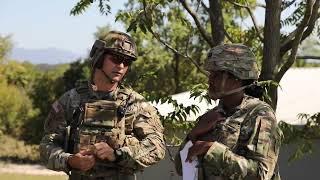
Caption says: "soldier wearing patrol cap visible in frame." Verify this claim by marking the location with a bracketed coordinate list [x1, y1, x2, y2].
[40, 31, 165, 180]
[175, 44, 282, 180]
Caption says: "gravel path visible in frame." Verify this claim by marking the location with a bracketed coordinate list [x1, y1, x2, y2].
[0, 162, 67, 176]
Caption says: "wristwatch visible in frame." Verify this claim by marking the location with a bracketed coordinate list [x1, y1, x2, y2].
[114, 149, 123, 162]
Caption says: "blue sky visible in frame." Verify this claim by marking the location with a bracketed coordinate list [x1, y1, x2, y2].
[1, 0, 296, 58]
[0, 0, 126, 55]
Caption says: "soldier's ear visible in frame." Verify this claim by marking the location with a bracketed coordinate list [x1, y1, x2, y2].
[95, 56, 105, 69]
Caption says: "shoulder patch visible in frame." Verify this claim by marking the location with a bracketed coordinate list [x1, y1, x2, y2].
[52, 101, 63, 113]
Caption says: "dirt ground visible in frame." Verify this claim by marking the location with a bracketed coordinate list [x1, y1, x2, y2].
[0, 162, 67, 176]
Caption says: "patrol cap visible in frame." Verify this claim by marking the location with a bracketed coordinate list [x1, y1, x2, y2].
[205, 44, 259, 80]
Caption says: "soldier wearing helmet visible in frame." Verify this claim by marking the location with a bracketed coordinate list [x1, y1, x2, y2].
[175, 44, 282, 180]
[40, 31, 165, 180]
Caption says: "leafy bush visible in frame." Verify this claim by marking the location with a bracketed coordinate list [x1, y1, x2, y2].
[0, 82, 37, 137]
[279, 112, 320, 162]
[0, 135, 39, 163]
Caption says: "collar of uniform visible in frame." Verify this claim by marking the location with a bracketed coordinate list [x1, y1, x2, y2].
[218, 94, 250, 117]
[87, 81, 118, 100]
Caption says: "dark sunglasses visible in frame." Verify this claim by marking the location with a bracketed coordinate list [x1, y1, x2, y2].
[109, 55, 132, 66]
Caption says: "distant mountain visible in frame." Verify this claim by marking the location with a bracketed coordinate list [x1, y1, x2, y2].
[35, 63, 68, 72]
[10, 47, 85, 64]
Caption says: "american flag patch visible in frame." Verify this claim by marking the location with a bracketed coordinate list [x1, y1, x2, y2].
[52, 101, 61, 113]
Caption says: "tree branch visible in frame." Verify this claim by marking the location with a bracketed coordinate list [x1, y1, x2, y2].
[276, 0, 317, 82]
[151, 29, 209, 76]
[224, 29, 235, 43]
[226, 0, 263, 41]
[281, 28, 298, 48]
[280, 12, 320, 57]
[141, 0, 208, 76]
[180, 0, 214, 46]
[198, 0, 209, 12]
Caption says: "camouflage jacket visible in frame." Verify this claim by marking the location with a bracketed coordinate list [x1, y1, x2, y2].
[175, 95, 282, 180]
[39, 82, 165, 174]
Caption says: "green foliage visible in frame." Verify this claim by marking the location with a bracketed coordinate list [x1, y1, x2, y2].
[0, 135, 39, 163]
[1, 61, 37, 89]
[258, 80, 281, 103]
[20, 58, 90, 144]
[0, 82, 36, 137]
[280, 1, 305, 28]
[0, 61, 38, 137]
[94, 25, 112, 39]
[189, 83, 211, 105]
[156, 95, 200, 145]
[22, 65, 69, 143]
[279, 112, 320, 162]
[152, 83, 214, 145]
[70, 0, 111, 16]
[117, 3, 209, 97]
[62, 59, 90, 91]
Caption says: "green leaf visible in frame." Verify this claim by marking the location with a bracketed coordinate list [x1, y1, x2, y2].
[127, 20, 138, 32]
[139, 22, 147, 34]
[70, 0, 93, 16]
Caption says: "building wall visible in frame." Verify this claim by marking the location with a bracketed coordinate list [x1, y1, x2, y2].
[278, 141, 320, 180]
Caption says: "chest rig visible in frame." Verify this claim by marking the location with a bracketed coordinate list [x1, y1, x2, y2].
[67, 83, 136, 177]
[69, 83, 133, 155]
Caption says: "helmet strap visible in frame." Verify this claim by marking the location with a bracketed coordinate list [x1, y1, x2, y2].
[219, 85, 249, 97]
[91, 68, 117, 86]
[100, 68, 116, 84]
[210, 72, 250, 99]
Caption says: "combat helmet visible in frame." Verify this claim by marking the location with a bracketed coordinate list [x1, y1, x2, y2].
[89, 31, 137, 69]
[205, 44, 259, 80]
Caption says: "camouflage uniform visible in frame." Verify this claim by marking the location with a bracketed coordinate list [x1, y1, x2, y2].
[39, 31, 166, 180]
[175, 44, 282, 180]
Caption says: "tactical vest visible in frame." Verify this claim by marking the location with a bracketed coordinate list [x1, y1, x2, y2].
[69, 82, 135, 177]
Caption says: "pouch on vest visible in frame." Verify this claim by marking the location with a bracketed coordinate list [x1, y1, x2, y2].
[75, 99, 126, 153]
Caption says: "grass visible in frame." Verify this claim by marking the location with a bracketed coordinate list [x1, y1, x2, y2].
[0, 136, 68, 179]
[0, 173, 67, 180]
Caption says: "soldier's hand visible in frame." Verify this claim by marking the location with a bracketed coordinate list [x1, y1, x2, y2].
[188, 110, 225, 141]
[94, 142, 116, 162]
[186, 141, 213, 163]
[67, 150, 96, 171]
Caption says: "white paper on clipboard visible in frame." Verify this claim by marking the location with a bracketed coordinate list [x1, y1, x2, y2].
[180, 140, 198, 180]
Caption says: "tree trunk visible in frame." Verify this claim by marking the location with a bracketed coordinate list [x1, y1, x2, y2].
[260, 0, 281, 110]
[209, 0, 225, 46]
